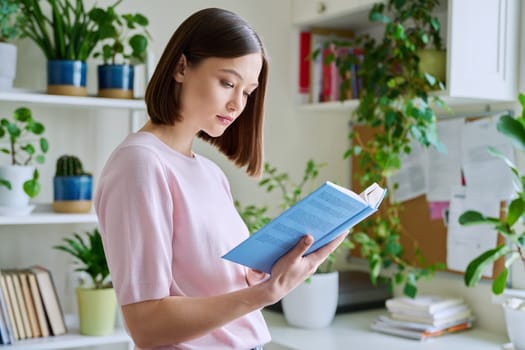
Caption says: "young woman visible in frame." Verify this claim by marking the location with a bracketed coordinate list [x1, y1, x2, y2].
[95, 7, 348, 350]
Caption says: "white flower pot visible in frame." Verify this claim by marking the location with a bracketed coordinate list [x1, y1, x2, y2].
[282, 271, 339, 329]
[0, 42, 17, 91]
[503, 298, 525, 350]
[0, 165, 35, 209]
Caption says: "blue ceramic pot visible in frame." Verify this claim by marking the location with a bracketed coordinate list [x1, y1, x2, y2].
[97, 64, 134, 99]
[47, 60, 87, 96]
[53, 175, 93, 213]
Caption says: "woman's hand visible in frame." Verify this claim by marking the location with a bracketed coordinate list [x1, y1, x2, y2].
[261, 232, 348, 304]
[246, 268, 268, 286]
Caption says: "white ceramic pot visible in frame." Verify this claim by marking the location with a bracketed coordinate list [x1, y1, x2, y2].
[0, 165, 35, 209]
[0, 42, 17, 91]
[503, 298, 525, 350]
[282, 271, 339, 329]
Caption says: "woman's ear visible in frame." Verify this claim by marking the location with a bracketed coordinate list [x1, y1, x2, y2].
[173, 54, 188, 83]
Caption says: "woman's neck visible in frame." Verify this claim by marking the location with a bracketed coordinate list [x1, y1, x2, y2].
[140, 121, 194, 157]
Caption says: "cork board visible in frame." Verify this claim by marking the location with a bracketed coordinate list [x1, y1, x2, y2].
[350, 123, 505, 278]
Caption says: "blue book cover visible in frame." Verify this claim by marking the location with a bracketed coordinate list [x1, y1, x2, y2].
[223, 181, 386, 274]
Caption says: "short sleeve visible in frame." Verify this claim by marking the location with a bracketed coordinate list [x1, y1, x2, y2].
[95, 145, 174, 305]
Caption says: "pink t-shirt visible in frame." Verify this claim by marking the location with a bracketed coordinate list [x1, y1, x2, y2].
[95, 131, 271, 350]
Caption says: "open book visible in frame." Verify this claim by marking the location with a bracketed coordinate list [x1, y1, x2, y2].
[223, 181, 386, 273]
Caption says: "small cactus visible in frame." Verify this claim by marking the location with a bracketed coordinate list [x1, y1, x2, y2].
[55, 155, 91, 177]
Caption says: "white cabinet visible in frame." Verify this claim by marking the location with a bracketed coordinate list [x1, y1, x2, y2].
[0, 90, 141, 349]
[448, 0, 519, 101]
[292, 0, 520, 109]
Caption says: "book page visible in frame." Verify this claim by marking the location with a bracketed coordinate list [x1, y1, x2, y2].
[359, 182, 386, 208]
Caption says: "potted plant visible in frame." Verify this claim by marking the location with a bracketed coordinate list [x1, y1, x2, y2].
[53, 154, 93, 213]
[53, 228, 116, 336]
[0, 107, 48, 214]
[458, 93, 525, 349]
[319, 0, 448, 297]
[237, 159, 350, 328]
[18, 0, 103, 96]
[90, 1, 150, 99]
[0, 0, 25, 91]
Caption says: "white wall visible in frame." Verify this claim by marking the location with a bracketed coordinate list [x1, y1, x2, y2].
[3, 0, 524, 342]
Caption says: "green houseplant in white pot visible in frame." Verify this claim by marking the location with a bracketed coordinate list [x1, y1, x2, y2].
[458, 93, 525, 349]
[90, 1, 150, 99]
[237, 159, 350, 328]
[0, 107, 48, 214]
[0, 0, 25, 91]
[54, 228, 117, 336]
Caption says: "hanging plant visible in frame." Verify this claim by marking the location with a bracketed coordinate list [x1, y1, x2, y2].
[319, 0, 449, 297]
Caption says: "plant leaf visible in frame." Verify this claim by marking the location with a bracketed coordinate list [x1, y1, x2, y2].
[458, 210, 501, 225]
[464, 245, 510, 287]
[497, 115, 525, 151]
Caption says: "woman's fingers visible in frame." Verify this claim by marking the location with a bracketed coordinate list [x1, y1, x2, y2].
[305, 231, 349, 263]
[246, 268, 268, 286]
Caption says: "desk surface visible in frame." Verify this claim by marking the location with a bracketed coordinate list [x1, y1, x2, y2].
[263, 309, 509, 350]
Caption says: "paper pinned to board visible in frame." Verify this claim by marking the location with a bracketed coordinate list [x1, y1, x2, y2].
[446, 186, 499, 276]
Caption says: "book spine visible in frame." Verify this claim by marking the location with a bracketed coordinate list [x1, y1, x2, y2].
[3, 273, 25, 339]
[0, 273, 13, 344]
[0, 274, 17, 341]
[10, 271, 32, 338]
[298, 31, 311, 95]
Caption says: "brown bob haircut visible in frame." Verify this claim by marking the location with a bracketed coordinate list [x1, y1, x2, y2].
[145, 8, 268, 177]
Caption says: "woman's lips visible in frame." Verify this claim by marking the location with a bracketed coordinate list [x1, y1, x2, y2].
[217, 115, 234, 125]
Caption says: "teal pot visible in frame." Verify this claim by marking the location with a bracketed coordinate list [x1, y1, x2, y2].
[53, 175, 92, 213]
[47, 60, 87, 96]
[97, 64, 134, 99]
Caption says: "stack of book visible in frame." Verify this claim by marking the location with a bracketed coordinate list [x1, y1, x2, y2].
[371, 295, 474, 341]
[0, 266, 66, 345]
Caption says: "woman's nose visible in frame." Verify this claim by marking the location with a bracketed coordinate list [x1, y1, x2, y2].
[227, 91, 243, 111]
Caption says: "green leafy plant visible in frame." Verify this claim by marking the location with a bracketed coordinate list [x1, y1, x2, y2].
[0, 0, 25, 42]
[0, 107, 48, 198]
[319, 0, 449, 297]
[235, 201, 271, 235]
[55, 154, 91, 176]
[18, 0, 102, 60]
[236, 159, 351, 273]
[458, 93, 525, 295]
[90, 0, 150, 65]
[54, 228, 111, 289]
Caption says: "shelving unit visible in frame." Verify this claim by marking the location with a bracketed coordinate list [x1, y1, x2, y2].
[293, 0, 519, 109]
[0, 91, 136, 349]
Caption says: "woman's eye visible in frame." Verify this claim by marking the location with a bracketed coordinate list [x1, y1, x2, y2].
[221, 80, 234, 88]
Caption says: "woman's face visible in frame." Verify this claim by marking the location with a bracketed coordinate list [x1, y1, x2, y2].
[175, 53, 262, 137]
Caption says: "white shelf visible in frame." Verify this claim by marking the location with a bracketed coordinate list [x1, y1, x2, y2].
[0, 89, 146, 111]
[5, 314, 131, 349]
[8, 330, 130, 350]
[297, 92, 498, 113]
[0, 204, 97, 225]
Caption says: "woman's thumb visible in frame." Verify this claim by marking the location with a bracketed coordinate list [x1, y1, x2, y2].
[290, 234, 314, 258]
